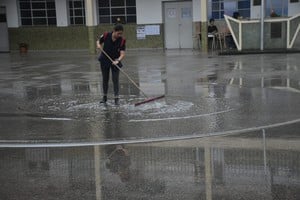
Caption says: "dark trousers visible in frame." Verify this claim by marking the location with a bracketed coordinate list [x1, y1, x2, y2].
[101, 64, 120, 97]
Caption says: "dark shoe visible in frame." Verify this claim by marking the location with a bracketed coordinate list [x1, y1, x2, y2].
[114, 98, 119, 105]
[100, 96, 107, 104]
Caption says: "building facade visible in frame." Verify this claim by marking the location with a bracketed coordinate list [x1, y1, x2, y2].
[0, 0, 300, 51]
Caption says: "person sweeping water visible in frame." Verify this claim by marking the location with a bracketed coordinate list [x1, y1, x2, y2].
[97, 24, 165, 106]
[97, 24, 126, 105]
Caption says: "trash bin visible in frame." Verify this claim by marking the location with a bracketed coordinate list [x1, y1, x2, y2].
[19, 43, 28, 53]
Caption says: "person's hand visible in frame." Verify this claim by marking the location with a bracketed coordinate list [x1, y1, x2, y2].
[96, 44, 102, 49]
[96, 40, 102, 50]
[112, 59, 120, 66]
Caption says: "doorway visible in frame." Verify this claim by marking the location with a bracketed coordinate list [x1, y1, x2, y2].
[164, 1, 193, 49]
[0, 6, 9, 52]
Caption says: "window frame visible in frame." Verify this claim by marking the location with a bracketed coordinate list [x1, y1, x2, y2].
[253, 0, 261, 6]
[265, 0, 288, 17]
[68, 0, 86, 26]
[19, 0, 57, 26]
[210, 0, 250, 20]
[98, 0, 136, 24]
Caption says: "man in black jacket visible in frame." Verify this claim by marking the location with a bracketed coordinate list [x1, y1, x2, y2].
[208, 18, 218, 34]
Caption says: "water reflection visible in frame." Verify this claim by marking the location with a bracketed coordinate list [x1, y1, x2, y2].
[2, 51, 299, 105]
[226, 58, 300, 92]
[105, 144, 131, 182]
[191, 57, 300, 100]
[25, 84, 62, 100]
[1, 129, 300, 199]
[102, 111, 131, 182]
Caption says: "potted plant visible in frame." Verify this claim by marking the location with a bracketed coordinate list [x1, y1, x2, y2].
[19, 43, 28, 53]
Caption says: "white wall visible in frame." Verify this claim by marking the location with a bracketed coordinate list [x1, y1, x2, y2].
[136, 0, 164, 24]
[136, 0, 201, 24]
[288, 2, 300, 16]
[0, 0, 19, 27]
[55, 0, 68, 27]
[192, 0, 201, 22]
[251, 4, 261, 19]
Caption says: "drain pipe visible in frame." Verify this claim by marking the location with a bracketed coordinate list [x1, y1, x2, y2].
[260, 0, 265, 51]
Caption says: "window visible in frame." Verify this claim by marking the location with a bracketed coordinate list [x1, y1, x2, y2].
[98, 0, 136, 24]
[238, 0, 250, 18]
[0, 14, 6, 23]
[266, 0, 288, 17]
[224, 1, 236, 18]
[253, 0, 261, 5]
[290, 0, 299, 3]
[69, 0, 85, 25]
[210, 0, 250, 19]
[19, 0, 56, 26]
[0, 7, 6, 23]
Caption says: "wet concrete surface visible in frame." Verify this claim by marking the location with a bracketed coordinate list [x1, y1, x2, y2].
[0, 50, 300, 199]
[0, 50, 300, 145]
[0, 130, 300, 200]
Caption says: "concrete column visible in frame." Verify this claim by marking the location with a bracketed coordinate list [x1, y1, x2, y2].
[200, 0, 208, 52]
[85, 0, 97, 53]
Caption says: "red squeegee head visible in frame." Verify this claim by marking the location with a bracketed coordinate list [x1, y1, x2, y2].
[134, 95, 165, 106]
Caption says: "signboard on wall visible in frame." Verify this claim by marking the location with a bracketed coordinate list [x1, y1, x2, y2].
[137, 25, 146, 39]
[145, 25, 160, 35]
[136, 25, 160, 39]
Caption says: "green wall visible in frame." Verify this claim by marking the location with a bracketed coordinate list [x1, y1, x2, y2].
[9, 26, 89, 50]
[8, 24, 164, 52]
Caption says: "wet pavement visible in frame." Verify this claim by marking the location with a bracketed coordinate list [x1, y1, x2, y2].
[0, 50, 300, 199]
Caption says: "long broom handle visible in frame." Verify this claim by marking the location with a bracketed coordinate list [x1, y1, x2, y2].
[98, 47, 148, 98]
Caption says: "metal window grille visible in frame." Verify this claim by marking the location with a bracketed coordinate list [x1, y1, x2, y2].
[69, 0, 86, 25]
[98, 0, 136, 24]
[19, 0, 57, 26]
